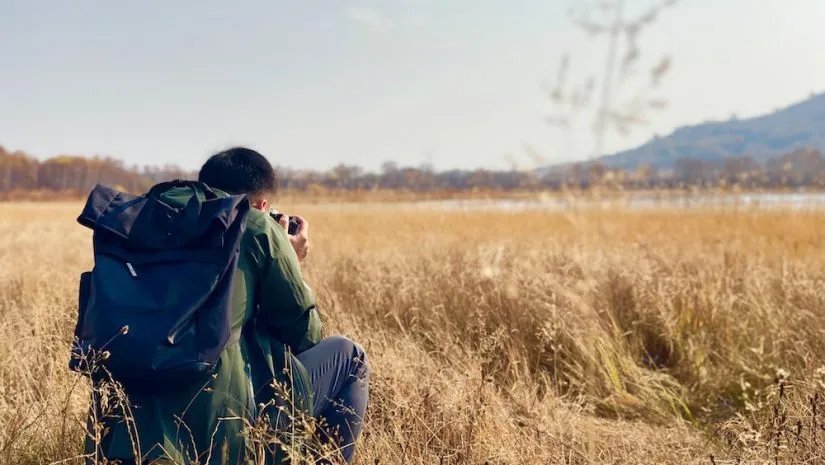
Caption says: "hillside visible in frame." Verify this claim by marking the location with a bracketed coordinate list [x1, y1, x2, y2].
[598, 92, 825, 169]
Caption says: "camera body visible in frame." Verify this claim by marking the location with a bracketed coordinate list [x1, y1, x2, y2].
[270, 212, 301, 235]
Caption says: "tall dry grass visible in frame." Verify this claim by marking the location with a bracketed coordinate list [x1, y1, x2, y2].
[2, 201, 825, 464]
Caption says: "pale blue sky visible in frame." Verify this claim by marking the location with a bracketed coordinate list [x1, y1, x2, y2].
[2, 0, 824, 171]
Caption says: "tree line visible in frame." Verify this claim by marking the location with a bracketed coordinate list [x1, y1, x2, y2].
[3, 144, 825, 199]
[0, 146, 194, 199]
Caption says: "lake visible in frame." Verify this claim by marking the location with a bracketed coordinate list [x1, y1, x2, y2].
[406, 191, 825, 212]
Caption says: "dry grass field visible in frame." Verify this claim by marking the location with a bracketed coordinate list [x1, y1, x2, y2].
[3, 201, 825, 464]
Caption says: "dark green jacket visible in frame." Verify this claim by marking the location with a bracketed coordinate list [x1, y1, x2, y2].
[91, 187, 321, 464]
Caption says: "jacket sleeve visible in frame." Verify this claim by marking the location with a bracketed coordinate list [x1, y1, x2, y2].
[254, 216, 322, 354]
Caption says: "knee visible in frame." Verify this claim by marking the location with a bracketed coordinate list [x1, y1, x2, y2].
[324, 335, 367, 359]
[325, 335, 369, 379]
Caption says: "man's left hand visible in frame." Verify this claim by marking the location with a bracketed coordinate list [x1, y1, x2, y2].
[285, 215, 310, 261]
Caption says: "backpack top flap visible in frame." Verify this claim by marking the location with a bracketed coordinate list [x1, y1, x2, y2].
[77, 182, 249, 251]
[77, 184, 143, 240]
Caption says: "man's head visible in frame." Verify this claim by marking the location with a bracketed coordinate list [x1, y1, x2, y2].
[198, 147, 277, 210]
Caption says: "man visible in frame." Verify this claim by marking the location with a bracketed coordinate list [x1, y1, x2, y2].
[90, 148, 368, 464]
[198, 147, 370, 465]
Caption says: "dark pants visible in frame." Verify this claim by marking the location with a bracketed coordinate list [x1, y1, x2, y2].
[296, 336, 370, 465]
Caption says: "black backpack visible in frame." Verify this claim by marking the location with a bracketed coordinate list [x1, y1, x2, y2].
[70, 180, 250, 391]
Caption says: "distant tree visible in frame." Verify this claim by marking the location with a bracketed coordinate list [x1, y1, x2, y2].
[767, 149, 825, 187]
[720, 156, 762, 188]
[0, 148, 39, 191]
[632, 163, 656, 188]
[327, 164, 364, 189]
[587, 162, 607, 186]
[674, 158, 718, 187]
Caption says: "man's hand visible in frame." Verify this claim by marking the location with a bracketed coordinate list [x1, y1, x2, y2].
[277, 214, 310, 261]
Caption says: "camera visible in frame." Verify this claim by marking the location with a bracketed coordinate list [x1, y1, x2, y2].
[270, 212, 301, 235]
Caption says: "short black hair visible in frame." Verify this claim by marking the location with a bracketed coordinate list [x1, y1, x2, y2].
[198, 147, 277, 197]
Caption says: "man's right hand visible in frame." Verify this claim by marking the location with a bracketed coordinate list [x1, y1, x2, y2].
[277, 214, 310, 262]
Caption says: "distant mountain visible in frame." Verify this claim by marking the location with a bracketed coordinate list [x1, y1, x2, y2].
[593, 92, 825, 169]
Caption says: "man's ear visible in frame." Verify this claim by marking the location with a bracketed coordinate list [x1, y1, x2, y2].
[250, 198, 269, 211]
